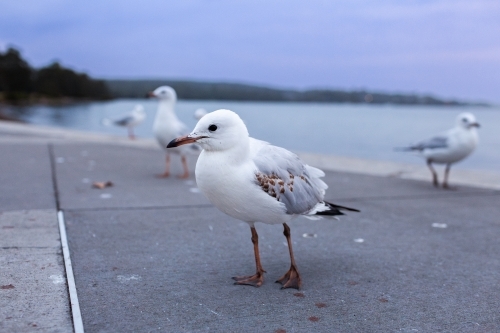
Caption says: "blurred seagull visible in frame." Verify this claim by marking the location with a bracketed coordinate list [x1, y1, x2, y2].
[102, 104, 145, 139]
[194, 108, 208, 120]
[149, 86, 199, 178]
[167, 109, 359, 289]
[397, 112, 480, 188]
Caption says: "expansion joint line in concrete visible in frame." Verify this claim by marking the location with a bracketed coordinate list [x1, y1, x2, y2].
[48, 143, 61, 211]
[58, 210, 85, 333]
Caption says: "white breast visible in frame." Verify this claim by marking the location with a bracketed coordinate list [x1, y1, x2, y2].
[153, 102, 188, 153]
[424, 128, 478, 164]
[195, 150, 290, 225]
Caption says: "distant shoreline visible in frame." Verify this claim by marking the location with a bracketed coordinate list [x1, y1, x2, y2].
[1, 85, 492, 108]
[104, 79, 491, 107]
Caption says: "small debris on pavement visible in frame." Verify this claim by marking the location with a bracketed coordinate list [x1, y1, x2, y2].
[92, 181, 113, 189]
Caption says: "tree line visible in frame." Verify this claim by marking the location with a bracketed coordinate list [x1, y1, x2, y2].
[106, 79, 485, 106]
[0, 48, 110, 102]
[1, 47, 486, 106]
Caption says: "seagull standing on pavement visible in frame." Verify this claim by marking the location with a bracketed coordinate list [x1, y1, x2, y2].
[102, 104, 145, 139]
[149, 86, 199, 178]
[167, 109, 359, 289]
[397, 112, 480, 188]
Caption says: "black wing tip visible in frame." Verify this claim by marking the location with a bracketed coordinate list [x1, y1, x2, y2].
[323, 201, 360, 213]
[394, 146, 415, 152]
[315, 209, 345, 216]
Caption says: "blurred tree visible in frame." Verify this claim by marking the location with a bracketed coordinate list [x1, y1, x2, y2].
[0, 48, 34, 100]
[34, 62, 110, 99]
[0, 47, 110, 102]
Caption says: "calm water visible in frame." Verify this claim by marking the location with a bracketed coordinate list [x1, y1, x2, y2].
[4, 100, 499, 172]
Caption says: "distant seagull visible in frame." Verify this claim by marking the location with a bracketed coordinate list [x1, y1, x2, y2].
[194, 108, 208, 120]
[167, 109, 359, 289]
[102, 104, 145, 139]
[149, 86, 199, 178]
[397, 112, 480, 188]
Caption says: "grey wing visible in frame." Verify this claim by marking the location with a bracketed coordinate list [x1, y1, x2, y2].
[114, 116, 134, 126]
[411, 136, 448, 151]
[252, 141, 327, 215]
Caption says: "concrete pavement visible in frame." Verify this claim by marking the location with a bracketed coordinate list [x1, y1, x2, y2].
[1, 120, 500, 332]
[0, 139, 72, 332]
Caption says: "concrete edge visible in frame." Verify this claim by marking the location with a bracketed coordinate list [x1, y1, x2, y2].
[2, 120, 499, 190]
[0, 120, 159, 149]
[297, 152, 500, 191]
[58, 211, 84, 333]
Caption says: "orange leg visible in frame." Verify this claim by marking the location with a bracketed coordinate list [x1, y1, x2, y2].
[127, 127, 135, 140]
[427, 159, 439, 187]
[442, 163, 456, 190]
[276, 223, 302, 290]
[233, 226, 266, 287]
[178, 155, 190, 179]
[157, 154, 170, 178]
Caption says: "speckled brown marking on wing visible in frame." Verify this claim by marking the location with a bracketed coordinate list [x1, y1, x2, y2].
[256, 172, 299, 201]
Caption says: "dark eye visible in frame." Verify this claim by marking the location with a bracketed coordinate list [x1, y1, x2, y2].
[462, 118, 468, 122]
[208, 124, 217, 132]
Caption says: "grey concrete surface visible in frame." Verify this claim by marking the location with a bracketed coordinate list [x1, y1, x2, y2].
[63, 179, 500, 333]
[1, 121, 500, 332]
[0, 210, 72, 333]
[51, 143, 205, 210]
[0, 144, 56, 211]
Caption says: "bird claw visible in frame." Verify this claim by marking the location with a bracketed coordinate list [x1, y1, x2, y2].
[232, 272, 265, 287]
[442, 183, 457, 190]
[156, 172, 170, 178]
[276, 264, 301, 290]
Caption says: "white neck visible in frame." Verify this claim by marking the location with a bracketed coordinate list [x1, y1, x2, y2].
[204, 136, 250, 166]
[154, 99, 177, 122]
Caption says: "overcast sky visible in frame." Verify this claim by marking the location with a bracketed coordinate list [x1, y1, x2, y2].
[1, 0, 499, 102]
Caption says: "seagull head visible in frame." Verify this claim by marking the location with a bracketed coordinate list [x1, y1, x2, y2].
[194, 108, 208, 120]
[132, 105, 145, 115]
[456, 112, 480, 129]
[167, 109, 249, 151]
[148, 86, 177, 101]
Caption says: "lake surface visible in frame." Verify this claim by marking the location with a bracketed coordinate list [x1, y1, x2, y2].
[4, 100, 499, 172]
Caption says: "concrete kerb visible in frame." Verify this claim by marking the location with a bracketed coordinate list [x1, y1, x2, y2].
[297, 152, 500, 191]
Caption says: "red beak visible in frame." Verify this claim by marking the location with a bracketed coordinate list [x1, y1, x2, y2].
[167, 135, 207, 148]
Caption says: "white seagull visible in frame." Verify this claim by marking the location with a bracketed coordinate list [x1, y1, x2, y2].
[398, 112, 480, 188]
[167, 109, 359, 289]
[194, 108, 208, 120]
[103, 104, 145, 139]
[149, 86, 200, 178]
